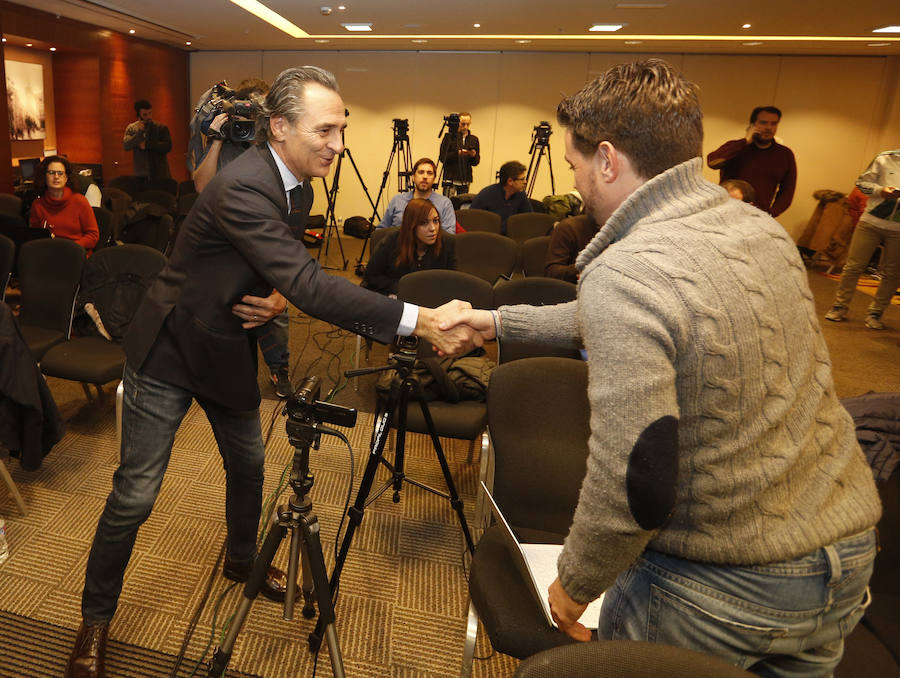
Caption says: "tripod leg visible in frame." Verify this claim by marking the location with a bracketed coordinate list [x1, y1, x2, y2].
[299, 538, 316, 619]
[301, 513, 345, 678]
[209, 522, 287, 677]
[545, 143, 555, 195]
[416, 399, 476, 554]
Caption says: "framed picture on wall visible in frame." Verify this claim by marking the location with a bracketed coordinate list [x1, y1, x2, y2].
[6, 59, 46, 141]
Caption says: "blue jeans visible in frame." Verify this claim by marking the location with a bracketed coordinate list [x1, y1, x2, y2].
[251, 308, 290, 374]
[81, 364, 265, 623]
[599, 529, 877, 678]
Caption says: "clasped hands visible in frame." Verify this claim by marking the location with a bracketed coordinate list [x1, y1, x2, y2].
[414, 300, 496, 356]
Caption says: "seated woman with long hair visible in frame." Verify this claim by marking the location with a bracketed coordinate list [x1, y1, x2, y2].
[364, 198, 456, 296]
[29, 155, 100, 255]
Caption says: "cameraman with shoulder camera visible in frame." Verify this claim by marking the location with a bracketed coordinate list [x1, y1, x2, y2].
[470, 159, 533, 234]
[123, 99, 172, 182]
[438, 111, 479, 196]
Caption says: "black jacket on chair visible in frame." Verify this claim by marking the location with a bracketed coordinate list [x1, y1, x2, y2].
[124, 145, 404, 411]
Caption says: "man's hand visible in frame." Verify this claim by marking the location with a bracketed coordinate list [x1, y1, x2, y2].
[231, 290, 288, 328]
[414, 300, 484, 356]
[438, 306, 497, 341]
[744, 125, 756, 145]
[207, 112, 229, 139]
[548, 578, 591, 642]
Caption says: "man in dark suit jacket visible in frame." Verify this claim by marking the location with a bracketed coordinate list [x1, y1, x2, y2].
[66, 66, 477, 678]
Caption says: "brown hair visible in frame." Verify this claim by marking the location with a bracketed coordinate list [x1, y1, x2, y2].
[36, 155, 76, 195]
[557, 58, 703, 179]
[396, 198, 442, 269]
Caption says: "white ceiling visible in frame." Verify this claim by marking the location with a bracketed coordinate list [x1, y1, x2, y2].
[3, 0, 900, 56]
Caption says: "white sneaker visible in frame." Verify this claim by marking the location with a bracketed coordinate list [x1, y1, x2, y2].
[824, 306, 848, 322]
[865, 314, 885, 330]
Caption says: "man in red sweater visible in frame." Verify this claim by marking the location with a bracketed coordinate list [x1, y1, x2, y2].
[707, 106, 797, 218]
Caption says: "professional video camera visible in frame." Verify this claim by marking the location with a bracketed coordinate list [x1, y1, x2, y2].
[531, 121, 552, 149]
[284, 377, 357, 434]
[392, 118, 410, 142]
[443, 112, 460, 136]
[198, 82, 259, 143]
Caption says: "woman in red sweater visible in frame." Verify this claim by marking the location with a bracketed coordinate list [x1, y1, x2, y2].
[29, 155, 99, 255]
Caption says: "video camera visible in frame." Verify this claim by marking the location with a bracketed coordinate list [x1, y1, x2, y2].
[392, 118, 410, 142]
[284, 377, 358, 434]
[531, 121, 552, 148]
[198, 82, 260, 143]
[444, 112, 460, 136]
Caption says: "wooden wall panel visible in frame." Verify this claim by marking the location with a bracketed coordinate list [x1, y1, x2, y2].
[53, 55, 102, 163]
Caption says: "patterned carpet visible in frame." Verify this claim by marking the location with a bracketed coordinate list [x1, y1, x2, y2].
[0, 358, 517, 677]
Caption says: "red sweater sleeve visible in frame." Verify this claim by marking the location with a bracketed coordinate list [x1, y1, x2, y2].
[707, 139, 747, 169]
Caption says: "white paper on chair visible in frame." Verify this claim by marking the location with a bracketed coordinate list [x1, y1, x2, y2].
[480, 481, 605, 630]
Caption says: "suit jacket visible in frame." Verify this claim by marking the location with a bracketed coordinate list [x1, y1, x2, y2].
[124, 145, 404, 410]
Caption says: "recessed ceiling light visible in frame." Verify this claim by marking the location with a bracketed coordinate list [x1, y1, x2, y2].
[320, 6, 332, 15]
[128, 29, 135, 34]
[411, 39, 427, 43]
[589, 23, 626, 32]
[1, 38, 6, 43]
[872, 25, 900, 33]
[515, 39, 532, 44]
[742, 41, 763, 46]
[473, 23, 481, 28]
[315, 38, 331, 43]
[50, 47, 57, 51]
[337, 4, 346, 9]
[341, 22, 373, 31]
[185, 41, 192, 45]
[868, 42, 891, 46]
[230, 0, 310, 38]
[25, 42, 33, 47]
[615, 3, 666, 7]
[624, 40, 643, 45]
[742, 23, 751, 29]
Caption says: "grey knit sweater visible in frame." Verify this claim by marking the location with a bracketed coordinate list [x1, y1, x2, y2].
[499, 158, 882, 604]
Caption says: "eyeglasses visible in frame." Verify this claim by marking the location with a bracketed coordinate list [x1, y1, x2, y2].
[418, 217, 441, 227]
[46, 170, 67, 177]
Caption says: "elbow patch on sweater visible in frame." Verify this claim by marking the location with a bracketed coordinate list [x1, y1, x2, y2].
[626, 415, 678, 531]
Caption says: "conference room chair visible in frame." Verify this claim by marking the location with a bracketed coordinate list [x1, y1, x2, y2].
[454, 231, 519, 284]
[92, 206, 115, 250]
[492, 278, 580, 363]
[107, 174, 145, 197]
[121, 213, 174, 254]
[353, 226, 400, 372]
[40, 244, 166, 426]
[17, 238, 85, 361]
[177, 179, 196, 198]
[461, 357, 590, 677]
[506, 212, 555, 245]
[0, 193, 22, 218]
[455, 208, 502, 234]
[146, 177, 178, 196]
[134, 189, 177, 214]
[0, 234, 13, 302]
[520, 235, 552, 277]
[513, 640, 755, 678]
[396, 269, 494, 463]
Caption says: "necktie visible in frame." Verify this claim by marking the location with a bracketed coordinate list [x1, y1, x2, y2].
[287, 185, 305, 234]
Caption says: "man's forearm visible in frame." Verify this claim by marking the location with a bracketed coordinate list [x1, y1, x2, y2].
[193, 140, 224, 193]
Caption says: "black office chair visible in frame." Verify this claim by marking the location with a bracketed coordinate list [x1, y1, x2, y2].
[520, 235, 552, 277]
[454, 232, 519, 285]
[40, 245, 166, 424]
[0, 234, 13, 302]
[134, 189, 177, 213]
[107, 175, 146, 198]
[396, 269, 495, 461]
[456, 208, 502, 234]
[0, 193, 23, 218]
[92, 206, 115, 250]
[514, 640, 755, 678]
[506, 213, 555, 245]
[461, 357, 591, 677]
[146, 177, 178, 196]
[177, 179, 196, 198]
[121, 212, 174, 254]
[492, 278, 580, 363]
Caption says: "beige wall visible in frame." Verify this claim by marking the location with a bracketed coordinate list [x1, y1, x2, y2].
[191, 51, 900, 239]
[6, 45, 56, 163]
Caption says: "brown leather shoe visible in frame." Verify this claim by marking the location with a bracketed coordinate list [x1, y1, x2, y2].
[65, 621, 109, 678]
[222, 557, 300, 603]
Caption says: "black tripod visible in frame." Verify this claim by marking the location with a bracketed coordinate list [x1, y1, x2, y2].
[436, 113, 463, 197]
[526, 121, 555, 198]
[209, 378, 356, 678]
[310, 338, 476, 649]
[353, 119, 413, 276]
[319, 120, 381, 271]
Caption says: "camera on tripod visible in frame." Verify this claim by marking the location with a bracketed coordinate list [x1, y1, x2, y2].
[443, 112, 461, 136]
[392, 118, 410, 142]
[531, 121, 553, 149]
[198, 82, 260, 143]
[284, 377, 357, 435]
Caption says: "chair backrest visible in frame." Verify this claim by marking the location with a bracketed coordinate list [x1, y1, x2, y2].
[0, 234, 13, 301]
[506, 213, 554, 245]
[79, 244, 167, 341]
[134, 190, 177, 213]
[455, 231, 519, 284]
[488, 357, 590, 538]
[107, 175, 145, 197]
[369, 226, 399, 257]
[493, 278, 580, 364]
[176, 192, 198, 217]
[456, 208, 502, 234]
[0, 193, 22, 218]
[513, 639, 756, 678]
[0, 221, 51, 276]
[177, 179, 196, 198]
[18, 238, 85, 332]
[101, 187, 133, 231]
[521, 235, 552, 277]
[92, 206, 115, 250]
[146, 177, 178, 196]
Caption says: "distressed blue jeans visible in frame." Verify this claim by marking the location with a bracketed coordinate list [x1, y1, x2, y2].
[599, 529, 877, 677]
[81, 364, 265, 623]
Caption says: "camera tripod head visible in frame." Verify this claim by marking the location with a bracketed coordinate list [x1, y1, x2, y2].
[529, 121, 553, 153]
[392, 118, 410, 142]
[344, 335, 421, 382]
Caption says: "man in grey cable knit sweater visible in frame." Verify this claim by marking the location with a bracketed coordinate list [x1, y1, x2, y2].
[443, 60, 881, 676]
